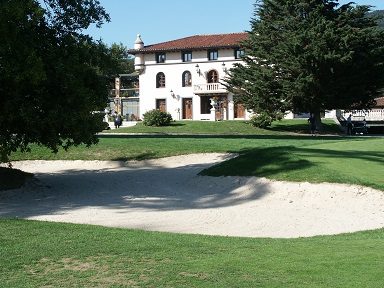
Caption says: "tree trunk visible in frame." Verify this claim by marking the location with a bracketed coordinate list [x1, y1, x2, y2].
[314, 111, 322, 132]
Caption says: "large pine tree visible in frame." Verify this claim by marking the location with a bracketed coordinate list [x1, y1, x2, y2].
[225, 0, 384, 128]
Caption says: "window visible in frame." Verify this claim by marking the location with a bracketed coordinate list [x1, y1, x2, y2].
[208, 49, 218, 61]
[200, 96, 212, 114]
[156, 72, 166, 88]
[235, 48, 245, 59]
[182, 71, 192, 87]
[182, 51, 192, 62]
[207, 70, 219, 83]
[156, 52, 166, 63]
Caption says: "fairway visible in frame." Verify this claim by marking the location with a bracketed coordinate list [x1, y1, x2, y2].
[1, 219, 384, 287]
[1, 121, 384, 287]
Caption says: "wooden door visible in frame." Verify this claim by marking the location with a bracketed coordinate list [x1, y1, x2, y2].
[156, 99, 166, 112]
[234, 102, 245, 119]
[182, 98, 193, 119]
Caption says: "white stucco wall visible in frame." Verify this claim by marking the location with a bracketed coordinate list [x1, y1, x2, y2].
[136, 49, 248, 121]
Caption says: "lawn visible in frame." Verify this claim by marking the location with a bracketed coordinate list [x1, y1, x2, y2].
[1, 219, 384, 287]
[201, 137, 384, 191]
[2, 120, 384, 287]
[7, 120, 383, 191]
[102, 119, 341, 135]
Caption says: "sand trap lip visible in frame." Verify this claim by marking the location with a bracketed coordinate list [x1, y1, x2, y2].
[1, 153, 384, 238]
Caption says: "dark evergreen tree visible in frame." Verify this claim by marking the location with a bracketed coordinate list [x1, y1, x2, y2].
[369, 10, 384, 28]
[225, 0, 384, 128]
[0, 0, 117, 163]
[109, 43, 134, 75]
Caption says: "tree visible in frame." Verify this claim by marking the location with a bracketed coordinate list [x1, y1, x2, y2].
[110, 43, 134, 74]
[225, 0, 384, 128]
[0, 0, 114, 163]
[369, 10, 384, 28]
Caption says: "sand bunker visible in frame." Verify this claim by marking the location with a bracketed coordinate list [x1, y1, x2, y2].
[1, 153, 383, 238]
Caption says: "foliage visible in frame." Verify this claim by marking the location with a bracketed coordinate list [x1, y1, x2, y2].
[109, 42, 134, 74]
[1, 220, 384, 287]
[249, 111, 284, 128]
[0, 0, 113, 163]
[225, 0, 384, 128]
[369, 10, 384, 28]
[142, 109, 173, 126]
[249, 112, 274, 128]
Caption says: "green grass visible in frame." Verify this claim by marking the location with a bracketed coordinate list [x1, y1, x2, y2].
[2, 121, 384, 286]
[201, 137, 384, 191]
[8, 133, 383, 191]
[103, 119, 341, 135]
[1, 219, 383, 287]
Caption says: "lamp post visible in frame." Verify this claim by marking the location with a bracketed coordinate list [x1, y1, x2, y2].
[195, 64, 201, 76]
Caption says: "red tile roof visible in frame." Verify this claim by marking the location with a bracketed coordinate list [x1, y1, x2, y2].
[129, 33, 248, 54]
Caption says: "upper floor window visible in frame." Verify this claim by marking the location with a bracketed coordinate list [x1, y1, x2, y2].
[182, 51, 192, 62]
[182, 71, 192, 87]
[207, 70, 219, 83]
[156, 52, 166, 63]
[208, 49, 218, 61]
[156, 72, 166, 88]
[235, 48, 245, 59]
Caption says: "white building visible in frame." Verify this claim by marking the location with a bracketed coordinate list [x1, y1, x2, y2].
[128, 33, 384, 125]
[129, 33, 250, 121]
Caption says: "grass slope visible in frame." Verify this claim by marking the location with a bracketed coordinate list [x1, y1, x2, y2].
[2, 121, 384, 287]
[1, 220, 384, 287]
[103, 119, 341, 135]
[201, 137, 384, 191]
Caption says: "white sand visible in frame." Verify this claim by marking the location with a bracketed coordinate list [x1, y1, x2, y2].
[1, 153, 383, 238]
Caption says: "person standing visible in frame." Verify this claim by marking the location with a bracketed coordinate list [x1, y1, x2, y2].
[113, 111, 122, 129]
[346, 114, 353, 135]
[308, 114, 316, 135]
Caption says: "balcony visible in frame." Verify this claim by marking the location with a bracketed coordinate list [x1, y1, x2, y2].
[193, 83, 227, 95]
[341, 109, 384, 121]
[109, 88, 140, 98]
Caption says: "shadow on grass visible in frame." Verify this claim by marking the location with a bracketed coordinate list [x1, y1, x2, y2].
[267, 122, 342, 134]
[168, 122, 186, 127]
[200, 146, 314, 177]
[112, 152, 159, 161]
[200, 145, 384, 180]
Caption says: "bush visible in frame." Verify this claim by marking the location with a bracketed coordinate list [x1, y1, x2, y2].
[143, 109, 173, 126]
[250, 112, 274, 128]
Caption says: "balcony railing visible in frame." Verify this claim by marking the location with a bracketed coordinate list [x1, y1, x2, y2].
[109, 88, 140, 97]
[193, 83, 227, 94]
[342, 109, 384, 121]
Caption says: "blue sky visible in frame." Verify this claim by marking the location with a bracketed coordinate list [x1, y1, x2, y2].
[86, 0, 384, 48]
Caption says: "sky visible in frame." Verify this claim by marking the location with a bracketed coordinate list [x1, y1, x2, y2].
[86, 0, 384, 48]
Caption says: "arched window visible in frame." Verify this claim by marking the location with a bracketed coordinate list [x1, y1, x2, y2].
[182, 71, 192, 87]
[156, 72, 166, 88]
[207, 70, 219, 83]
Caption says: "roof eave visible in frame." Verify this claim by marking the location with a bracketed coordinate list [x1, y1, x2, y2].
[128, 45, 243, 55]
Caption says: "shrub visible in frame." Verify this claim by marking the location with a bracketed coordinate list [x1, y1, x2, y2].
[143, 109, 173, 126]
[250, 112, 274, 128]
